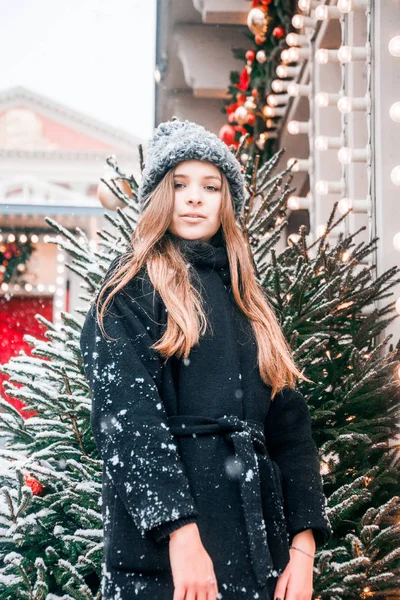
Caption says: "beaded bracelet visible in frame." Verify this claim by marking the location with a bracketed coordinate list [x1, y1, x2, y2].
[289, 544, 315, 559]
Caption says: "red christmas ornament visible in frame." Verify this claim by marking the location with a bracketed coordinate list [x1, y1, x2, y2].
[237, 93, 247, 105]
[255, 34, 265, 45]
[246, 113, 256, 126]
[237, 67, 251, 92]
[251, 88, 258, 98]
[273, 26, 285, 39]
[226, 102, 238, 115]
[251, 0, 271, 6]
[219, 124, 247, 148]
[24, 473, 45, 496]
[245, 50, 256, 62]
[219, 124, 236, 146]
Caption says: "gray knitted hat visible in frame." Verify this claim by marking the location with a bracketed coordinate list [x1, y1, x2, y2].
[137, 119, 246, 217]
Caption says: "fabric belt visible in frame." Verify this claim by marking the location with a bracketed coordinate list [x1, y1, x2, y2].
[166, 413, 288, 588]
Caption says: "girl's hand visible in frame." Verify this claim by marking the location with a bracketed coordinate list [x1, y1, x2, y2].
[274, 530, 315, 600]
[169, 522, 219, 600]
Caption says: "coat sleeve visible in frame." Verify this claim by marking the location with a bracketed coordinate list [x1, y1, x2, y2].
[79, 260, 199, 541]
[264, 386, 332, 548]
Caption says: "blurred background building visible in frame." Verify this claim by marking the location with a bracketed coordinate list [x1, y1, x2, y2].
[0, 86, 142, 408]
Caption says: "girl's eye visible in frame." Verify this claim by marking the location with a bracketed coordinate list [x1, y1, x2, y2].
[174, 183, 220, 191]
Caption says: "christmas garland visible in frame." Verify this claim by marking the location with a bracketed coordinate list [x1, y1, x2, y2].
[0, 236, 35, 285]
[220, 0, 296, 161]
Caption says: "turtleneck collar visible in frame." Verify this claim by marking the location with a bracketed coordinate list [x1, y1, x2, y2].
[164, 226, 231, 286]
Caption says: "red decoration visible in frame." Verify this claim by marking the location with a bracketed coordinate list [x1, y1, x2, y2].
[0, 296, 53, 419]
[251, 0, 271, 6]
[251, 88, 258, 98]
[218, 124, 247, 148]
[219, 124, 236, 146]
[237, 67, 251, 92]
[226, 102, 239, 116]
[273, 26, 285, 39]
[245, 50, 256, 62]
[237, 94, 247, 104]
[246, 113, 256, 126]
[255, 34, 265, 45]
[24, 473, 45, 495]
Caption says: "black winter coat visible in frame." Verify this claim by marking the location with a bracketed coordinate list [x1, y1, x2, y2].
[80, 227, 332, 600]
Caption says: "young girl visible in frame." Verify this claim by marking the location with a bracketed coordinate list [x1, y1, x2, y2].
[80, 119, 332, 600]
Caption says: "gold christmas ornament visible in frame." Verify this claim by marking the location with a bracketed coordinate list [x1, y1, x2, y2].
[97, 178, 132, 211]
[247, 8, 271, 40]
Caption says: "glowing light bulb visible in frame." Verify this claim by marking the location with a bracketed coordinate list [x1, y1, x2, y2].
[281, 49, 290, 62]
[288, 121, 300, 134]
[393, 232, 400, 251]
[315, 92, 330, 107]
[316, 181, 329, 195]
[7, 234, 16, 243]
[276, 65, 288, 78]
[338, 46, 352, 63]
[391, 165, 400, 186]
[288, 196, 300, 209]
[262, 105, 274, 117]
[388, 36, 400, 57]
[316, 136, 328, 151]
[292, 14, 304, 29]
[288, 82, 299, 96]
[338, 147, 353, 164]
[338, 96, 352, 113]
[389, 101, 400, 123]
[298, 0, 310, 11]
[31, 234, 39, 243]
[316, 49, 329, 64]
[286, 33, 299, 46]
[288, 233, 301, 245]
[287, 47, 300, 62]
[272, 80, 285, 93]
[337, 0, 352, 12]
[338, 198, 350, 214]
[267, 95, 279, 107]
[315, 5, 329, 19]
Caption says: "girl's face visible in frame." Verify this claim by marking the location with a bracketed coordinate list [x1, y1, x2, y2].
[167, 159, 223, 243]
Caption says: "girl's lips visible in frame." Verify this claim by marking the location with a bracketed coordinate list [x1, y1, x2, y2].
[180, 215, 206, 222]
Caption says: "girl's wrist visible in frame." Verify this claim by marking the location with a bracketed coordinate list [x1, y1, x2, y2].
[289, 544, 315, 559]
[291, 529, 316, 553]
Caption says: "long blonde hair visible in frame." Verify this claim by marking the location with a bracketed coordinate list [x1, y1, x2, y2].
[96, 165, 311, 399]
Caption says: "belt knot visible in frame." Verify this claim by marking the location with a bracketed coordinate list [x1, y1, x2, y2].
[216, 414, 245, 433]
